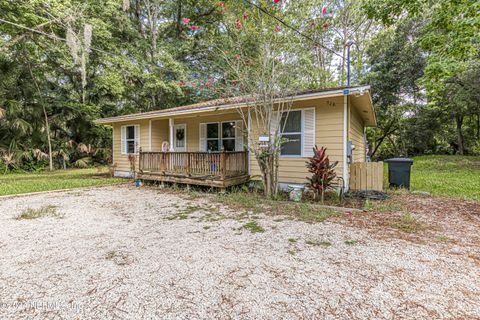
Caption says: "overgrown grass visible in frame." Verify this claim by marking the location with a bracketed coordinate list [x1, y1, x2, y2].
[0, 167, 124, 196]
[241, 220, 265, 233]
[16, 205, 60, 220]
[384, 155, 480, 200]
[390, 212, 427, 233]
[216, 191, 341, 223]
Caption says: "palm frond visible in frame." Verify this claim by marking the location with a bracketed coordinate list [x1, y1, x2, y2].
[77, 143, 92, 154]
[74, 157, 91, 168]
[33, 149, 49, 161]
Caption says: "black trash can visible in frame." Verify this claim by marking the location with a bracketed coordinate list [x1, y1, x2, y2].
[386, 158, 414, 189]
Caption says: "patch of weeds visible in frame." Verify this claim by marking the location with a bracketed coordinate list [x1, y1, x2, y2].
[16, 205, 60, 220]
[344, 240, 357, 245]
[305, 239, 332, 247]
[390, 212, 427, 233]
[215, 189, 343, 224]
[435, 234, 450, 241]
[365, 200, 402, 213]
[203, 225, 211, 230]
[200, 209, 227, 222]
[217, 191, 260, 212]
[241, 220, 265, 233]
[288, 238, 297, 244]
[165, 213, 189, 220]
[287, 250, 296, 256]
[179, 204, 203, 215]
[105, 250, 133, 266]
[165, 204, 204, 220]
[293, 203, 341, 223]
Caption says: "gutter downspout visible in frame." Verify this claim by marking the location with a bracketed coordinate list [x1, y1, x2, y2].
[343, 94, 349, 192]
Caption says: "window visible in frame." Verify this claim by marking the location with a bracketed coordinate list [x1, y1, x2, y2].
[122, 125, 139, 154]
[203, 121, 238, 152]
[206, 123, 219, 151]
[222, 122, 236, 151]
[280, 110, 302, 156]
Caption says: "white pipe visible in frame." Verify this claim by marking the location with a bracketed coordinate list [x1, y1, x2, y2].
[343, 94, 349, 192]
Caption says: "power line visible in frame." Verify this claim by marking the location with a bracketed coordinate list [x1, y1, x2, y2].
[241, 0, 345, 60]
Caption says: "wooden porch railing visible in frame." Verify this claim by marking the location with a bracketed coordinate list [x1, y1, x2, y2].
[139, 151, 248, 180]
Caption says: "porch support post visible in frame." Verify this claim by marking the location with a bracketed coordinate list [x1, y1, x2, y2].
[169, 118, 174, 151]
[220, 150, 226, 181]
[149, 120, 152, 151]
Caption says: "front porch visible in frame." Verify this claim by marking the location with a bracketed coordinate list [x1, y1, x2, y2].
[138, 150, 249, 189]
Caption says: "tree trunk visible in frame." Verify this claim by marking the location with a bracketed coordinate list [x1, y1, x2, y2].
[27, 62, 53, 171]
[43, 106, 54, 171]
[455, 115, 465, 155]
[477, 113, 480, 142]
[176, 0, 182, 38]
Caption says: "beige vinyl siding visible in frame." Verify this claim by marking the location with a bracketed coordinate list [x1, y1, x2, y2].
[349, 105, 366, 163]
[112, 120, 150, 172]
[249, 97, 345, 184]
[151, 119, 169, 151]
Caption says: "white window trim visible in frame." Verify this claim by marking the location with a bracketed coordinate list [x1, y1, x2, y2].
[121, 124, 140, 155]
[279, 110, 304, 158]
[203, 121, 238, 152]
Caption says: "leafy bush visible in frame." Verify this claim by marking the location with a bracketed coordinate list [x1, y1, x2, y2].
[306, 146, 338, 202]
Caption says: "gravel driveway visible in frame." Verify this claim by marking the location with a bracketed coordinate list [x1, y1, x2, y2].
[0, 185, 479, 319]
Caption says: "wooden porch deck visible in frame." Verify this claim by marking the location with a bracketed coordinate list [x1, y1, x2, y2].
[138, 151, 249, 188]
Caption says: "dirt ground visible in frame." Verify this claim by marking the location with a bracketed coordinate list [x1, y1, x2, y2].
[0, 185, 479, 319]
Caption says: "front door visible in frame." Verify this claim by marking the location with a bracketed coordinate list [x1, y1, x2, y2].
[174, 124, 186, 152]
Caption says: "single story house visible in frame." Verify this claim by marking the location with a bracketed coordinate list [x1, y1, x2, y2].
[95, 85, 376, 191]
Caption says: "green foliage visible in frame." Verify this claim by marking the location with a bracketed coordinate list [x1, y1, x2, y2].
[16, 205, 60, 220]
[306, 146, 338, 202]
[363, 0, 480, 158]
[408, 155, 480, 200]
[390, 212, 427, 233]
[241, 220, 265, 234]
[0, 167, 124, 196]
[1, 0, 478, 167]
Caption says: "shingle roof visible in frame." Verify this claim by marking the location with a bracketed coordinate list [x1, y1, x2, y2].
[95, 86, 370, 124]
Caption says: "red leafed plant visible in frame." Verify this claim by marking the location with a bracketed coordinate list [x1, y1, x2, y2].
[306, 146, 338, 202]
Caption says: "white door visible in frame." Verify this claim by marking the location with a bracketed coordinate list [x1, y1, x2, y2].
[173, 124, 187, 152]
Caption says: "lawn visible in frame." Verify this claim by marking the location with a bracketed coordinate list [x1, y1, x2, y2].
[0, 168, 125, 196]
[387, 155, 480, 200]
